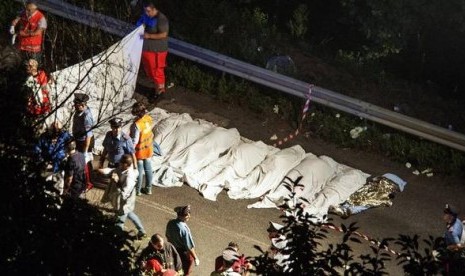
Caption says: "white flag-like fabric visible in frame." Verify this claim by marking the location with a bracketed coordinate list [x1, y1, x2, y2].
[46, 26, 144, 139]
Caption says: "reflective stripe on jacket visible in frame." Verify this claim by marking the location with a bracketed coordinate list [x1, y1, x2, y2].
[19, 10, 44, 52]
[135, 114, 154, 159]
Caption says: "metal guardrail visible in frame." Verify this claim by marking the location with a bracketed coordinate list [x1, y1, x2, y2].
[17, 0, 465, 152]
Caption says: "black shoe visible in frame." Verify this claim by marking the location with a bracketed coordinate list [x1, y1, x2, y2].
[137, 231, 147, 240]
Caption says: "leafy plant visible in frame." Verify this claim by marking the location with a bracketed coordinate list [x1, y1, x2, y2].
[287, 4, 309, 40]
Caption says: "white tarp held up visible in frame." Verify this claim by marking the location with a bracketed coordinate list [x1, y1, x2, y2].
[45, 26, 145, 147]
[44, 27, 370, 218]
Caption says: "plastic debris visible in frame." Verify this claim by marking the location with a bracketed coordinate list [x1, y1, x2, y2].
[405, 162, 412, 168]
[412, 170, 420, 175]
[426, 173, 434, 177]
[350, 126, 365, 139]
[270, 134, 278, 140]
[421, 168, 432, 174]
[335, 113, 340, 118]
[214, 25, 225, 34]
[273, 105, 279, 114]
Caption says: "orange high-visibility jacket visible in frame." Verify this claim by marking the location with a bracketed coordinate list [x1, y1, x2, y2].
[134, 114, 154, 159]
[19, 10, 45, 53]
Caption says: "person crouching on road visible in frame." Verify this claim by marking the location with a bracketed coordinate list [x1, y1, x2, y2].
[166, 205, 199, 276]
[130, 102, 154, 195]
[34, 121, 72, 175]
[138, 233, 184, 275]
[98, 154, 147, 240]
[99, 117, 137, 170]
[214, 242, 251, 276]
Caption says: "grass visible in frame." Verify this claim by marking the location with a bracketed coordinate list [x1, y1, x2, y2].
[167, 58, 465, 176]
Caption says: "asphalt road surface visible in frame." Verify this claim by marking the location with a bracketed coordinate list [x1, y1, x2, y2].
[95, 87, 465, 275]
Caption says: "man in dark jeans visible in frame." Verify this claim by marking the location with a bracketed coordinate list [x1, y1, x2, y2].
[63, 140, 86, 199]
[72, 93, 94, 189]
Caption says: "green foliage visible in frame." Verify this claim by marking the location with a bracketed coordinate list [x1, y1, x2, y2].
[169, 58, 465, 175]
[287, 4, 309, 40]
[45, 14, 117, 69]
[251, 177, 463, 275]
[0, 2, 20, 28]
[338, 0, 465, 93]
[0, 149, 137, 275]
[0, 49, 137, 276]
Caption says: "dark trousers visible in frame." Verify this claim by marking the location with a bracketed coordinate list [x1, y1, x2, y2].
[177, 248, 194, 276]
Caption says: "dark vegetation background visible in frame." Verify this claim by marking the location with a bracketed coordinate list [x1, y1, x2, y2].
[0, 0, 464, 274]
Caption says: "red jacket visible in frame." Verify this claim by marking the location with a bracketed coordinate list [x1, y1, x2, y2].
[18, 10, 45, 53]
[27, 70, 51, 115]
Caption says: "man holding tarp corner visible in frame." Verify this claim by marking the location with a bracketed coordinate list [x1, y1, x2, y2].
[137, 1, 169, 100]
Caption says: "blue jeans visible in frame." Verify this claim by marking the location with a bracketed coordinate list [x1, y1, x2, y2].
[137, 158, 153, 193]
[342, 203, 369, 215]
[117, 211, 145, 233]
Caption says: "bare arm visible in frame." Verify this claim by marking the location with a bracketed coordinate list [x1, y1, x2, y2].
[143, 31, 167, 40]
[188, 247, 198, 260]
[63, 175, 72, 194]
[83, 135, 92, 153]
[131, 153, 137, 169]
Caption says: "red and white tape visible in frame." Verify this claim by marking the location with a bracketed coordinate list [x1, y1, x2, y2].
[273, 85, 313, 147]
[322, 223, 402, 256]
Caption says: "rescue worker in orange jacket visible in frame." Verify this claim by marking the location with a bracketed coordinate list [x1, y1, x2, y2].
[10, 1, 47, 64]
[130, 102, 154, 195]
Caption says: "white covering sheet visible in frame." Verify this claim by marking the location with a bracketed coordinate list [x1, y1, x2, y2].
[301, 159, 370, 219]
[44, 28, 371, 216]
[168, 127, 241, 174]
[248, 153, 337, 209]
[185, 140, 276, 200]
[46, 26, 144, 147]
[227, 145, 306, 199]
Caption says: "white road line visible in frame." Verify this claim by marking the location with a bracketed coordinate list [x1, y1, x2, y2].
[136, 197, 268, 248]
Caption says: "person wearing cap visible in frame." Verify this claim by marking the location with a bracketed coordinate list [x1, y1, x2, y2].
[441, 204, 465, 275]
[63, 140, 87, 199]
[99, 117, 137, 169]
[98, 154, 147, 239]
[214, 242, 251, 276]
[137, 233, 183, 275]
[210, 248, 242, 276]
[24, 58, 51, 116]
[72, 93, 94, 159]
[136, 1, 169, 98]
[34, 121, 72, 174]
[166, 205, 199, 275]
[443, 204, 464, 251]
[10, 1, 47, 64]
[267, 221, 284, 240]
[130, 102, 154, 195]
